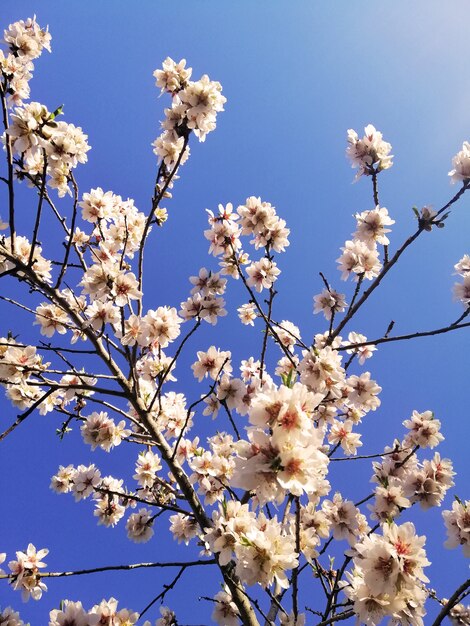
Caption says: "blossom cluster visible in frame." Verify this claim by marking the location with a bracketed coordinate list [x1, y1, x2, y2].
[1, 16, 51, 107]
[2, 15, 470, 626]
[0, 335, 99, 415]
[443, 498, 470, 557]
[152, 57, 226, 169]
[346, 123, 393, 180]
[204, 197, 289, 289]
[453, 254, 470, 306]
[370, 411, 453, 521]
[2, 544, 48, 601]
[335, 204, 394, 283]
[345, 522, 430, 625]
[1, 19, 90, 197]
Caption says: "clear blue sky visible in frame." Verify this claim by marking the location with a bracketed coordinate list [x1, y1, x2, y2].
[1, 2, 470, 623]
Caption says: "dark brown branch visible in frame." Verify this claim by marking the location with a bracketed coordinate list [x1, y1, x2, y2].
[431, 578, 470, 626]
[328, 182, 470, 344]
[28, 150, 48, 267]
[0, 559, 215, 580]
[55, 172, 79, 289]
[0, 79, 15, 250]
[336, 320, 470, 351]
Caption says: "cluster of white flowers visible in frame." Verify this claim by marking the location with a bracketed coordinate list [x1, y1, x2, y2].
[205, 505, 298, 589]
[0, 336, 99, 416]
[3, 16, 470, 626]
[453, 254, 470, 306]
[0, 605, 26, 626]
[448, 601, 470, 626]
[344, 331, 377, 364]
[81, 411, 131, 452]
[449, 141, 470, 184]
[369, 412, 453, 521]
[50, 463, 132, 528]
[313, 287, 347, 320]
[0, 235, 52, 282]
[211, 586, 240, 626]
[346, 123, 393, 179]
[336, 205, 394, 282]
[144, 606, 177, 626]
[0, 18, 89, 197]
[4, 544, 48, 601]
[180, 267, 227, 325]
[50, 597, 138, 626]
[232, 382, 329, 503]
[443, 499, 470, 557]
[1, 17, 51, 107]
[188, 432, 238, 504]
[0, 340, 48, 409]
[7, 100, 90, 197]
[345, 522, 430, 625]
[152, 57, 226, 169]
[78, 187, 147, 257]
[204, 198, 289, 289]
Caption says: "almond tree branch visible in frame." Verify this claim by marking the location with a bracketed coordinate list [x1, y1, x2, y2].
[328, 182, 470, 344]
[431, 578, 470, 626]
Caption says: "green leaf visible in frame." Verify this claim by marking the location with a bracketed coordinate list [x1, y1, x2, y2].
[50, 104, 64, 120]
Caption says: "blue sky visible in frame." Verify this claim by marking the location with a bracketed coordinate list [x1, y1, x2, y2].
[1, 2, 470, 623]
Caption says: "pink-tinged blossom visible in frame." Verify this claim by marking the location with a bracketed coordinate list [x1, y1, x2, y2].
[403, 410, 443, 449]
[234, 513, 298, 589]
[34, 303, 70, 337]
[154, 57, 191, 94]
[50, 465, 76, 494]
[454, 254, 470, 276]
[322, 493, 364, 545]
[49, 600, 99, 626]
[79, 188, 115, 221]
[154, 606, 177, 626]
[199, 294, 227, 324]
[142, 306, 182, 349]
[8, 543, 49, 601]
[169, 513, 198, 544]
[403, 452, 454, 510]
[276, 320, 300, 351]
[191, 346, 232, 381]
[0, 236, 52, 283]
[453, 274, 470, 306]
[152, 130, 190, 167]
[0, 606, 26, 626]
[238, 302, 257, 325]
[4, 17, 51, 60]
[313, 288, 347, 320]
[71, 464, 101, 501]
[126, 508, 154, 544]
[449, 141, 470, 184]
[346, 124, 393, 179]
[448, 602, 470, 626]
[443, 499, 470, 557]
[133, 451, 162, 489]
[81, 412, 130, 452]
[345, 331, 377, 365]
[84, 300, 120, 331]
[212, 587, 240, 626]
[353, 206, 394, 246]
[89, 598, 138, 625]
[346, 371, 382, 411]
[345, 522, 429, 626]
[189, 267, 227, 296]
[328, 419, 362, 455]
[337, 239, 382, 281]
[6, 101, 52, 154]
[246, 258, 280, 292]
